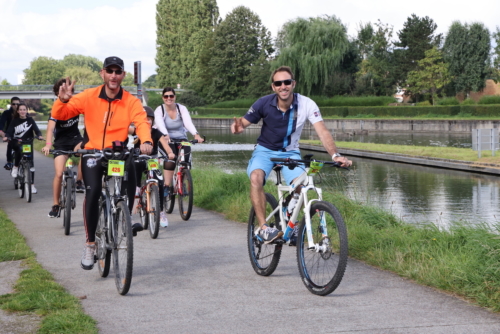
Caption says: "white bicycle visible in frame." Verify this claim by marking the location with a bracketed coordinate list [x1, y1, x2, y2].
[247, 154, 349, 296]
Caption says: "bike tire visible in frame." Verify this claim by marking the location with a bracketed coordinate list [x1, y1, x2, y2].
[164, 185, 175, 214]
[113, 200, 134, 295]
[14, 178, 17, 190]
[139, 186, 149, 230]
[178, 169, 193, 221]
[96, 197, 111, 278]
[17, 165, 24, 198]
[64, 177, 74, 235]
[247, 193, 282, 276]
[296, 201, 348, 296]
[148, 183, 160, 239]
[24, 163, 31, 203]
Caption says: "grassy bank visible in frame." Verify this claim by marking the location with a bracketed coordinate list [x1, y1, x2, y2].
[0, 210, 97, 333]
[191, 167, 500, 312]
[302, 140, 500, 165]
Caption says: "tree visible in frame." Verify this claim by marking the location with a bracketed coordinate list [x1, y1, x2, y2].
[393, 14, 442, 84]
[143, 74, 158, 88]
[61, 54, 102, 72]
[443, 21, 491, 96]
[64, 67, 101, 85]
[201, 6, 274, 103]
[23, 56, 65, 85]
[407, 47, 450, 105]
[156, 0, 219, 88]
[274, 15, 349, 96]
[1, 79, 10, 85]
[354, 20, 396, 96]
[490, 27, 500, 82]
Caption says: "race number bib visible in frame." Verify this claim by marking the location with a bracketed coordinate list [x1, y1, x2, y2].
[307, 161, 324, 175]
[22, 145, 31, 153]
[108, 160, 125, 176]
[65, 159, 74, 168]
[147, 159, 159, 171]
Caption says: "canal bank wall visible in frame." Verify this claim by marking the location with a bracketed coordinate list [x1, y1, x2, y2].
[192, 118, 500, 134]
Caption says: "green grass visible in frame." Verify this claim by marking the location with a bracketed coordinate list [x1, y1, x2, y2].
[0, 210, 97, 333]
[302, 140, 500, 164]
[191, 167, 500, 312]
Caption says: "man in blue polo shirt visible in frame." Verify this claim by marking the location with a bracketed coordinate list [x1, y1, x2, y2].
[232, 66, 352, 243]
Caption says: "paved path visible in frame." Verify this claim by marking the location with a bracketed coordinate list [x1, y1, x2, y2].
[1, 142, 500, 333]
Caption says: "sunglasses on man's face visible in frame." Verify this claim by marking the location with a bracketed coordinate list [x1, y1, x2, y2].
[273, 79, 294, 87]
[11, 103, 20, 106]
[163, 94, 175, 99]
[105, 68, 123, 75]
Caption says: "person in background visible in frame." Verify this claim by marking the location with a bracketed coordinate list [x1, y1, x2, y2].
[3, 102, 44, 193]
[0, 96, 21, 170]
[41, 78, 85, 218]
[153, 87, 204, 198]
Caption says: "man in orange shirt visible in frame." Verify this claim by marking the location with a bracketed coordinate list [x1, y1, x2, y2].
[53, 56, 152, 270]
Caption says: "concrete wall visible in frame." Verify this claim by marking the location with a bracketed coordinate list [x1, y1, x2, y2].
[192, 118, 500, 133]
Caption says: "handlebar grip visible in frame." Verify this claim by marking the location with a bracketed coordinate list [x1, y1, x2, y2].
[270, 158, 285, 162]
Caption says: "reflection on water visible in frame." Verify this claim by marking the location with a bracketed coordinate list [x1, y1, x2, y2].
[193, 128, 500, 228]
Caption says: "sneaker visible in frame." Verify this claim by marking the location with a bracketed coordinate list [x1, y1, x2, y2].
[132, 222, 144, 237]
[81, 244, 96, 270]
[3, 162, 12, 170]
[48, 205, 60, 218]
[160, 211, 168, 228]
[76, 180, 85, 193]
[31, 184, 37, 194]
[163, 186, 169, 198]
[135, 186, 140, 198]
[11, 166, 18, 178]
[258, 225, 284, 244]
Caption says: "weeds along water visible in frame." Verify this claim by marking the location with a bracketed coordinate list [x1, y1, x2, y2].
[191, 166, 500, 311]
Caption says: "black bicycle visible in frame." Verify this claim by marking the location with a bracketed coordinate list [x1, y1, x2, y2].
[49, 149, 79, 235]
[10, 138, 42, 203]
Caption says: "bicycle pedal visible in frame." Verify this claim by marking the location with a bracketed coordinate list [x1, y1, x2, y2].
[272, 238, 285, 245]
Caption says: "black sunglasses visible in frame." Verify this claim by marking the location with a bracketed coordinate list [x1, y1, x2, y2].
[11, 103, 20, 105]
[163, 94, 175, 99]
[105, 68, 123, 75]
[273, 79, 294, 87]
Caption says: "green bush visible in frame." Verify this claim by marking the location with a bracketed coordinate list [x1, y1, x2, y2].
[478, 95, 500, 105]
[437, 97, 460, 106]
[206, 99, 255, 108]
[315, 96, 395, 107]
[146, 91, 163, 110]
[176, 91, 206, 108]
[461, 98, 476, 105]
[416, 101, 431, 106]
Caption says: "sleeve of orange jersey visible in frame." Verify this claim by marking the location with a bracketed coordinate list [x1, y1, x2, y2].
[51, 92, 85, 120]
[131, 99, 152, 144]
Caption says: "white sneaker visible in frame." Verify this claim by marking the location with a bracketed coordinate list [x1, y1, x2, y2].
[31, 184, 37, 194]
[11, 166, 18, 178]
[80, 244, 96, 270]
[160, 211, 169, 228]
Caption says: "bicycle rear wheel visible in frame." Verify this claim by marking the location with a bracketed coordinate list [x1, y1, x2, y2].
[164, 184, 175, 214]
[64, 177, 73, 235]
[296, 201, 348, 296]
[178, 168, 193, 220]
[148, 183, 160, 239]
[247, 193, 282, 276]
[24, 163, 31, 203]
[113, 200, 134, 295]
[96, 198, 111, 277]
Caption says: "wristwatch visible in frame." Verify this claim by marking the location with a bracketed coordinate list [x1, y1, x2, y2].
[143, 141, 153, 146]
[332, 153, 342, 159]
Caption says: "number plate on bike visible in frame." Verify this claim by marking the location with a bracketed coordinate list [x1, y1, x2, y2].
[180, 141, 192, 146]
[308, 161, 324, 175]
[65, 159, 74, 167]
[108, 160, 125, 176]
[22, 145, 31, 153]
[147, 159, 159, 170]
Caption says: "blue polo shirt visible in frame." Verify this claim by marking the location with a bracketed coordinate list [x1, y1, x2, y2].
[244, 93, 323, 151]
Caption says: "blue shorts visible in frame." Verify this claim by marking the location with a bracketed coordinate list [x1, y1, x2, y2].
[247, 145, 303, 185]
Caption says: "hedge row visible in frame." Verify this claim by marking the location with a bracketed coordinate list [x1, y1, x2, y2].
[192, 105, 500, 117]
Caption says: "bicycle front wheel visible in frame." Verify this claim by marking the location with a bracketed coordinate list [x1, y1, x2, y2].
[247, 193, 282, 276]
[296, 201, 348, 296]
[139, 186, 149, 230]
[17, 166, 24, 198]
[148, 183, 160, 239]
[24, 163, 31, 203]
[178, 168, 193, 220]
[96, 199, 111, 278]
[64, 177, 73, 235]
[112, 200, 134, 295]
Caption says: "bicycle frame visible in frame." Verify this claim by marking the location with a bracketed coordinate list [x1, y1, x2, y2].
[138, 156, 162, 213]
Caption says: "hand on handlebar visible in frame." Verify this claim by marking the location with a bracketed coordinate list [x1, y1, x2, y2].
[333, 156, 352, 168]
[41, 145, 51, 156]
[194, 134, 204, 143]
[140, 142, 153, 155]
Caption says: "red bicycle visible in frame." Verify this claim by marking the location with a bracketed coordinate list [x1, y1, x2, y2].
[163, 139, 203, 221]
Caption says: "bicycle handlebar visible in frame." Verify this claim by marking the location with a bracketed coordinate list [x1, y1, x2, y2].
[170, 135, 206, 145]
[270, 157, 349, 170]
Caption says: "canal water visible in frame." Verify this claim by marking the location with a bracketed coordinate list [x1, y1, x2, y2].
[192, 128, 500, 229]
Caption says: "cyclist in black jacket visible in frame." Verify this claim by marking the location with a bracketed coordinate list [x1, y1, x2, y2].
[0, 96, 21, 170]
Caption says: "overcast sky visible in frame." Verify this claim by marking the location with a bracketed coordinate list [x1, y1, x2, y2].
[1, 0, 499, 84]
